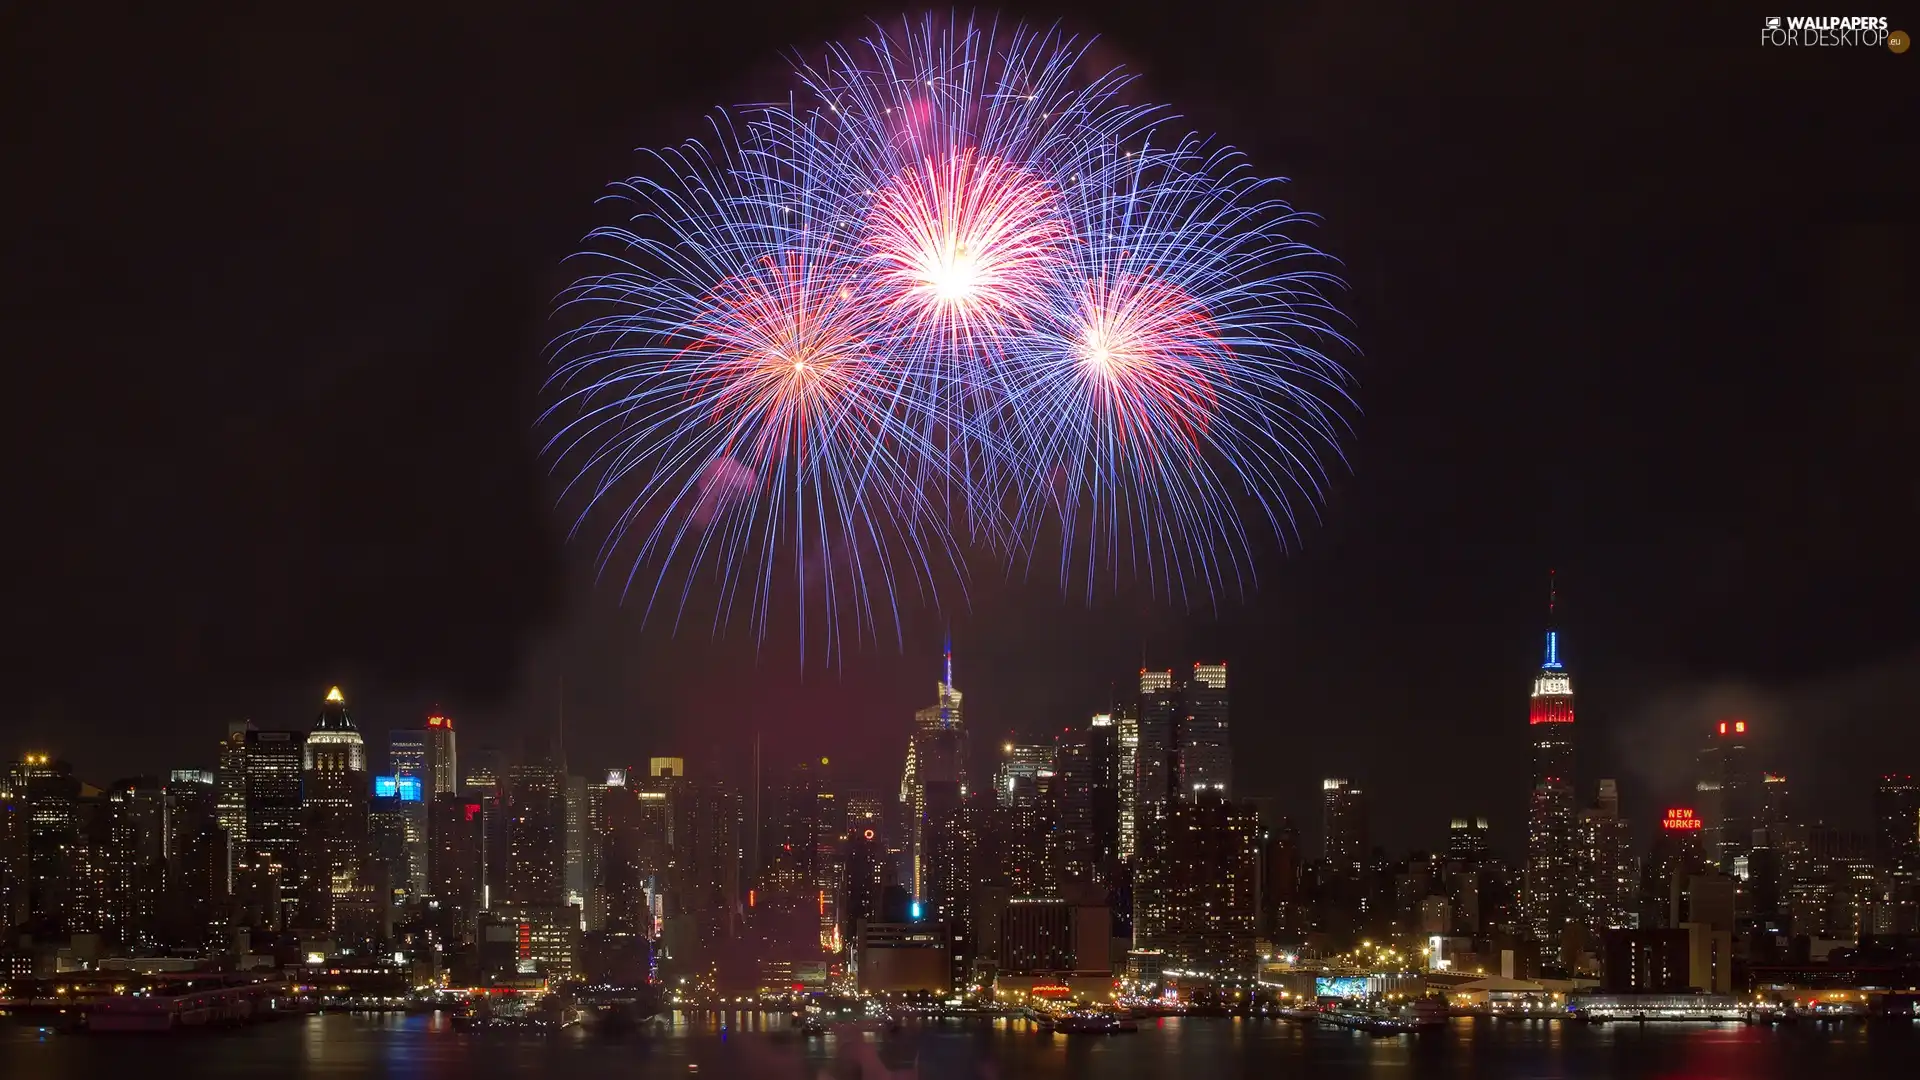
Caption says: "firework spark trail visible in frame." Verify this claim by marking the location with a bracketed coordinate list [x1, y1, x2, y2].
[775, 15, 1170, 541]
[541, 112, 965, 660]
[997, 132, 1355, 605]
[542, 15, 1354, 661]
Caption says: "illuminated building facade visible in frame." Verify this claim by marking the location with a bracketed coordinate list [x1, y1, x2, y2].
[1640, 807, 1708, 928]
[1116, 708, 1139, 860]
[1322, 778, 1369, 875]
[1696, 719, 1754, 874]
[100, 776, 168, 952]
[243, 729, 304, 928]
[994, 740, 1052, 807]
[424, 713, 458, 795]
[163, 770, 229, 951]
[428, 792, 483, 943]
[1182, 663, 1231, 798]
[1524, 611, 1578, 954]
[592, 771, 651, 936]
[1087, 714, 1121, 875]
[388, 727, 433, 895]
[1576, 779, 1637, 940]
[216, 720, 252, 884]
[1132, 789, 1259, 976]
[1136, 669, 1179, 814]
[6, 754, 81, 932]
[302, 686, 371, 933]
[507, 747, 567, 906]
[901, 641, 964, 898]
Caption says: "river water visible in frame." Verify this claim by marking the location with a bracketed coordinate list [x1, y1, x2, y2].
[5, 1010, 1920, 1078]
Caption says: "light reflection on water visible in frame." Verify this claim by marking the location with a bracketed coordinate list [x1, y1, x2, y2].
[2, 1012, 1918, 1078]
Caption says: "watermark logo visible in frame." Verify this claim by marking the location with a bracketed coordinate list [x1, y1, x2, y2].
[1760, 16, 1905, 49]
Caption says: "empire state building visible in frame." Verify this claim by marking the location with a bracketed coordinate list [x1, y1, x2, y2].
[1523, 589, 1578, 957]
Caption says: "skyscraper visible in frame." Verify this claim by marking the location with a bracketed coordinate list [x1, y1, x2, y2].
[1874, 775, 1920, 875]
[302, 686, 371, 933]
[1136, 669, 1179, 813]
[1524, 589, 1578, 954]
[1182, 663, 1231, 797]
[242, 728, 304, 929]
[388, 725, 433, 895]
[216, 720, 252, 885]
[1696, 719, 1755, 874]
[1322, 778, 1368, 875]
[1087, 714, 1121, 875]
[425, 713, 459, 795]
[507, 739, 568, 906]
[1115, 707, 1139, 861]
[428, 792, 484, 943]
[993, 740, 1052, 807]
[1576, 779, 1636, 939]
[901, 641, 964, 898]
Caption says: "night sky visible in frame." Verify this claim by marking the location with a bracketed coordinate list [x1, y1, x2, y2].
[5, 3, 1915, 855]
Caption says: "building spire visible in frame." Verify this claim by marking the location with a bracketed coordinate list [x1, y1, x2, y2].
[942, 628, 953, 690]
[1542, 569, 1562, 669]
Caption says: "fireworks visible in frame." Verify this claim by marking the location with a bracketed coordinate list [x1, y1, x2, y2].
[544, 15, 1353, 657]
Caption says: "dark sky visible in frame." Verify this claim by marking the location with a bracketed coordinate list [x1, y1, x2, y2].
[5, 2, 1915, 856]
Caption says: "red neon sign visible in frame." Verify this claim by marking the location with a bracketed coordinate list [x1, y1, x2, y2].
[1662, 808, 1701, 831]
[1718, 722, 1727, 735]
[463, 802, 481, 822]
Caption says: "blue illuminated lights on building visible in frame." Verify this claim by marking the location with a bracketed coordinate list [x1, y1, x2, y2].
[1543, 630, 1562, 669]
[373, 775, 423, 801]
[910, 900, 923, 920]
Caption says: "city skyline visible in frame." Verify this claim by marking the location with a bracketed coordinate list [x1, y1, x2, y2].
[5, 2, 1914, 872]
[7, 621, 1912, 861]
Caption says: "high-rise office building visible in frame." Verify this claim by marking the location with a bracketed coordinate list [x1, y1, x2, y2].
[1116, 707, 1139, 861]
[994, 740, 1053, 808]
[1523, 592, 1578, 953]
[1260, 817, 1303, 938]
[565, 773, 590, 911]
[216, 720, 252, 884]
[97, 776, 167, 952]
[1087, 714, 1121, 875]
[1696, 719, 1755, 874]
[1576, 779, 1636, 939]
[388, 726, 434, 896]
[6, 754, 81, 932]
[592, 770, 650, 936]
[302, 686, 371, 934]
[507, 742, 568, 906]
[1874, 774, 1920, 875]
[1052, 724, 1092, 883]
[1322, 778, 1369, 875]
[901, 642, 964, 898]
[1132, 790, 1259, 976]
[1136, 669, 1179, 813]
[1640, 807, 1709, 929]
[1182, 663, 1231, 798]
[763, 758, 822, 900]
[428, 792, 484, 943]
[424, 713, 459, 795]
[1448, 817, 1492, 862]
[242, 728, 304, 929]
[163, 769, 229, 952]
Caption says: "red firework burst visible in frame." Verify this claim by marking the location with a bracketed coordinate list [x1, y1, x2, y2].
[1071, 272, 1225, 458]
[682, 251, 887, 469]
